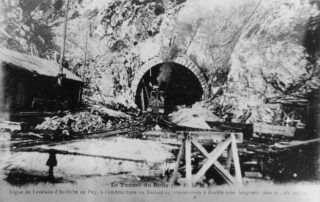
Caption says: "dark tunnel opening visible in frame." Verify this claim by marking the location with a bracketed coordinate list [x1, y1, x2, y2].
[135, 62, 203, 114]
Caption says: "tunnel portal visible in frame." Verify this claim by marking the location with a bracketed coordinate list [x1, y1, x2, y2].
[135, 62, 203, 114]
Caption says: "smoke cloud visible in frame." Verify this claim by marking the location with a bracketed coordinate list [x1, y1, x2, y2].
[156, 63, 172, 90]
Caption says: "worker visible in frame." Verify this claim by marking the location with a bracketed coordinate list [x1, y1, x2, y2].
[46, 149, 57, 181]
[149, 81, 158, 90]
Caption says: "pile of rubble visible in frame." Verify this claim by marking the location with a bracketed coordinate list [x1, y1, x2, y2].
[35, 111, 109, 134]
[168, 102, 223, 129]
[90, 104, 131, 119]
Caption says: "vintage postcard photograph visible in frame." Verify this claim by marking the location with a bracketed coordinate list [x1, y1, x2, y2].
[0, 0, 320, 201]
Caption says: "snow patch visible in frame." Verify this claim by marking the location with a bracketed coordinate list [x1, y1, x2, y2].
[4, 137, 175, 177]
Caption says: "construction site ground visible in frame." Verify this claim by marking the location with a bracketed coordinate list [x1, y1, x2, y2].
[1, 113, 319, 189]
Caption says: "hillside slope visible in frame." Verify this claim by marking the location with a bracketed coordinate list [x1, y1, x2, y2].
[1, 0, 319, 123]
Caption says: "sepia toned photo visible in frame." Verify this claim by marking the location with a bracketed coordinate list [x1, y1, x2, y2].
[0, 0, 320, 201]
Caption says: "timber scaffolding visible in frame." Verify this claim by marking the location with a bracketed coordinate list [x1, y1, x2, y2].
[141, 114, 245, 186]
[169, 131, 243, 187]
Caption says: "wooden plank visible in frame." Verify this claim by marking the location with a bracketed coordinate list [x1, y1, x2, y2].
[170, 140, 185, 185]
[88, 128, 130, 138]
[253, 123, 295, 137]
[185, 136, 192, 186]
[231, 133, 242, 185]
[271, 138, 320, 149]
[178, 131, 243, 143]
[244, 172, 263, 178]
[17, 147, 146, 163]
[192, 137, 232, 183]
[142, 130, 177, 139]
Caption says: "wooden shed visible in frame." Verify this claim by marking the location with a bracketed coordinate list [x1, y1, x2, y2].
[0, 47, 83, 115]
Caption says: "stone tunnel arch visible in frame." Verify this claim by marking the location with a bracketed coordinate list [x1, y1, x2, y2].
[131, 55, 209, 112]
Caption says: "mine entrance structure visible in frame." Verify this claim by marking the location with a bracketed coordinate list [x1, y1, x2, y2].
[133, 56, 208, 114]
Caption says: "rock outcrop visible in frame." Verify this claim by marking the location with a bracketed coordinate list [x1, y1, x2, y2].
[1, 0, 320, 124]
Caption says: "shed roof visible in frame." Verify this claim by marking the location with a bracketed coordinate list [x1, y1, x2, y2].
[0, 47, 82, 82]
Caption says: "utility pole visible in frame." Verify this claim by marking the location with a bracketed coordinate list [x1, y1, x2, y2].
[58, 0, 70, 86]
[83, 21, 90, 81]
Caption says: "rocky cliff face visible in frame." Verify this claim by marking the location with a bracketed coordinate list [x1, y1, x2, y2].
[205, 0, 320, 123]
[1, 0, 320, 124]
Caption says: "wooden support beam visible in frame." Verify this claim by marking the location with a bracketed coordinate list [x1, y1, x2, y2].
[191, 139, 209, 157]
[225, 145, 232, 172]
[172, 132, 243, 187]
[212, 160, 236, 184]
[170, 140, 185, 185]
[140, 89, 145, 111]
[185, 135, 192, 186]
[140, 79, 149, 104]
[143, 85, 150, 102]
[192, 138, 232, 183]
[192, 138, 237, 185]
[231, 133, 243, 185]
